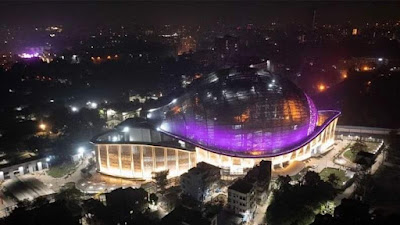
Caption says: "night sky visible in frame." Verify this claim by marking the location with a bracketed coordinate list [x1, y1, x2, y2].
[1, 1, 400, 27]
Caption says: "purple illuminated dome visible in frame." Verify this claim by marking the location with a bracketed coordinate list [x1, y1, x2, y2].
[149, 67, 318, 157]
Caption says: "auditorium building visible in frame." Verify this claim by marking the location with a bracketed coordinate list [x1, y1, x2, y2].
[92, 66, 340, 179]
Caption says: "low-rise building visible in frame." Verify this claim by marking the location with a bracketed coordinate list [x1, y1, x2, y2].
[244, 160, 271, 203]
[0, 156, 49, 181]
[227, 179, 256, 217]
[181, 162, 221, 202]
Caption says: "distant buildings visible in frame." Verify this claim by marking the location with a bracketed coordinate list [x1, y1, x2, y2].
[178, 36, 197, 55]
[180, 162, 221, 202]
[100, 107, 142, 128]
[214, 35, 239, 60]
[128, 91, 162, 104]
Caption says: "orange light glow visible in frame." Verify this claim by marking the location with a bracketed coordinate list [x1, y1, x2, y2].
[234, 109, 250, 123]
[362, 66, 371, 71]
[114, 54, 118, 58]
[340, 70, 348, 79]
[39, 123, 46, 131]
[107, 55, 111, 60]
[97, 56, 101, 60]
[318, 84, 326, 92]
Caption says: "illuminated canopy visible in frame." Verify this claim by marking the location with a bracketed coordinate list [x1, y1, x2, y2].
[148, 67, 321, 157]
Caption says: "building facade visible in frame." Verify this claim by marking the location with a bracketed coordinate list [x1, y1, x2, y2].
[92, 66, 340, 179]
[180, 162, 221, 202]
[0, 157, 49, 181]
[227, 179, 256, 217]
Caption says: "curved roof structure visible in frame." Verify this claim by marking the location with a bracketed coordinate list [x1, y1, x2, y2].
[148, 67, 323, 157]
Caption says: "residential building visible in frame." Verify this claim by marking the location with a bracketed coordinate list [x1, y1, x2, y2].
[180, 162, 221, 202]
[227, 179, 256, 217]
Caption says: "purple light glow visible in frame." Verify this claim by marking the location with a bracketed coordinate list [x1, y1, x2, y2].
[18, 52, 40, 59]
[306, 94, 318, 135]
[160, 119, 310, 153]
[158, 110, 340, 158]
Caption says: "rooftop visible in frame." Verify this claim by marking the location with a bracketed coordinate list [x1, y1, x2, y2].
[229, 179, 254, 194]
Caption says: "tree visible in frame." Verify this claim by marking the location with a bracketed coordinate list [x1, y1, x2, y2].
[266, 171, 335, 225]
[152, 170, 169, 193]
[302, 171, 322, 186]
[327, 174, 339, 187]
[354, 173, 373, 201]
[150, 193, 158, 205]
[351, 138, 367, 154]
[275, 175, 291, 191]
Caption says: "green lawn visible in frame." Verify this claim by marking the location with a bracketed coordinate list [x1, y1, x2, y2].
[319, 167, 348, 187]
[343, 141, 380, 162]
[343, 149, 357, 162]
[47, 162, 78, 178]
[365, 142, 381, 153]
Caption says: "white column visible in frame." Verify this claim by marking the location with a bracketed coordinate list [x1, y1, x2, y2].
[118, 145, 122, 175]
[140, 146, 144, 178]
[106, 145, 110, 168]
[37, 162, 43, 171]
[131, 145, 134, 177]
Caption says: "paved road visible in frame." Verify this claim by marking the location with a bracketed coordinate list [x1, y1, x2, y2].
[3, 176, 54, 202]
[0, 191, 17, 218]
[306, 140, 352, 173]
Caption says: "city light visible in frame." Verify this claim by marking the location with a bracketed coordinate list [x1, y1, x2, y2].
[87, 101, 98, 109]
[39, 123, 46, 131]
[71, 106, 78, 112]
[362, 66, 372, 71]
[78, 147, 85, 155]
[378, 58, 383, 62]
[122, 126, 130, 132]
[318, 84, 326, 92]
[18, 52, 39, 59]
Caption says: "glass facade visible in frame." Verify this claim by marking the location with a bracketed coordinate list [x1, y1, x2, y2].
[149, 67, 318, 157]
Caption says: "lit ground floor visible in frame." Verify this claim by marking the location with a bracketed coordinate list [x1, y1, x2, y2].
[94, 116, 338, 179]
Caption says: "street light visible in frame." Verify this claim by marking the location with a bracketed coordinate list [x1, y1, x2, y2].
[71, 106, 78, 112]
[90, 102, 98, 109]
[318, 84, 326, 92]
[39, 123, 46, 131]
[78, 147, 85, 155]
[122, 126, 130, 132]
